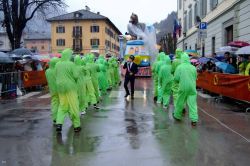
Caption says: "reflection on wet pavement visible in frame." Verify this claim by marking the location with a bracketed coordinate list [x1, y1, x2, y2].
[0, 78, 250, 166]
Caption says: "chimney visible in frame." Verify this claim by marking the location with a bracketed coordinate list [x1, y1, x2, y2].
[85, 5, 90, 11]
[97, 12, 100, 15]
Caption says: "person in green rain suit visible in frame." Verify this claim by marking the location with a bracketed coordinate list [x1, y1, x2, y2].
[97, 56, 109, 95]
[112, 57, 121, 86]
[108, 58, 116, 87]
[45, 57, 59, 124]
[172, 48, 183, 108]
[152, 52, 164, 101]
[55, 49, 81, 132]
[74, 55, 87, 115]
[106, 60, 113, 88]
[86, 54, 100, 102]
[173, 53, 198, 126]
[158, 55, 173, 108]
[82, 56, 100, 109]
[155, 52, 168, 104]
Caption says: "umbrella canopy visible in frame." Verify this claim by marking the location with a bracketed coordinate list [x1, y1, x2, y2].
[215, 62, 236, 74]
[50, 53, 61, 58]
[0, 52, 14, 64]
[235, 46, 250, 55]
[199, 57, 219, 64]
[11, 48, 33, 56]
[216, 46, 238, 54]
[190, 59, 198, 63]
[185, 49, 198, 56]
[9, 54, 22, 60]
[228, 41, 250, 48]
[38, 55, 51, 62]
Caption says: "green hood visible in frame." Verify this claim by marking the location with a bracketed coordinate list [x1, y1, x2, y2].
[181, 52, 190, 63]
[175, 48, 183, 59]
[88, 54, 95, 63]
[81, 57, 87, 66]
[74, 55, 81, 66]
[159, 52, 166, 61]
[99, 55, 105, 60]
[49, 57, 59, 69]
[61, 48, 73, 61]
[165, 55, 171, 65]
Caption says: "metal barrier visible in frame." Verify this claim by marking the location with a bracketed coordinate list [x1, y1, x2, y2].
[0, 71, 48, 98]
[0, 71, 23, 98]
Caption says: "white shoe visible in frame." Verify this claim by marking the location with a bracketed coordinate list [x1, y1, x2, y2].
[81, 110, 86, 115]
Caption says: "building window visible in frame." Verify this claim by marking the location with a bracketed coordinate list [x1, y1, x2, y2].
[73, 26, 82, 37]
[188, 9, 193, 29]
[105, 40, 111, 48]
[56, 26, 65, 33]
[179, 0, 182, 10]
[194, 3, 198, 24]
[210, 0, 218, 10]
[56, 39, 65, 46]
[212, 37, 215, 54]
[105, 28, 114, 38]
[200, 0, 207, 18]
[184, 15, 187, 33]
[91, 26, 99, 33]
[225, 25, 233, 44]
[73, 39, 82, 51]
[90, 39, 100, 46]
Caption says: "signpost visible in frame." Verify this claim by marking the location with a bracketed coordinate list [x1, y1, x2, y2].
[197, 22, 207, 57]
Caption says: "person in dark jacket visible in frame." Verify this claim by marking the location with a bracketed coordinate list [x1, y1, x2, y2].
[123, 55, 138, 99]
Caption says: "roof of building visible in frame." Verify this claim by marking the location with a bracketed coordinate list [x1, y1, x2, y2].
[47, 9, 122, 35]
[24, 33, 51, 40]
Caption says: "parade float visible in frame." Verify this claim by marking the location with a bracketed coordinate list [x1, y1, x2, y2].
[121, 13, 158, 77]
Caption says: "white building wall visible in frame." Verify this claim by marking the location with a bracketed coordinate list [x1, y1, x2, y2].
[177, 0, 250, 56]
[236, 0, 250, 43]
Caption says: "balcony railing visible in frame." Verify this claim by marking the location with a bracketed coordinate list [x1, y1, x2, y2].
[91, 45, 99, 49]
[72, 45, 83, 52]
[72, 31, 82, 38]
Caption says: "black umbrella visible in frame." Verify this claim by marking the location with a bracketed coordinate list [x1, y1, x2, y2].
[0, 52, 14, 64]
[9, 54, 23, 60]
[11, 48, 33, 56]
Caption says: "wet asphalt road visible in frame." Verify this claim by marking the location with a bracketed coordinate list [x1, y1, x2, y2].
[0, 78, 250, 166]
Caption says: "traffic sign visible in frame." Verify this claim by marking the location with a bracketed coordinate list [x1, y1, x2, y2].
[197, 29, 207, 39]
[199, 22, 207, 29]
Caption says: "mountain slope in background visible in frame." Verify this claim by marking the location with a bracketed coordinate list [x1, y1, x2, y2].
[153, 11, 177, 43]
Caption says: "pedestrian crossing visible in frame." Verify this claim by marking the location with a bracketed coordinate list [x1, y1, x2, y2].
[17, 92, 51, 100]
[17, 92, 41, 100]
[109, 90, 145, 98]
[38, 94, 51, 99]
[16, 91, 213, 100]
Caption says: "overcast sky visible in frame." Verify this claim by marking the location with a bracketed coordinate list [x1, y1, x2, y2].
[64, 0, 177, 33]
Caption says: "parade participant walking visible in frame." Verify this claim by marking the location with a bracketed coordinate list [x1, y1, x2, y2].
[74, 55, 87, 115]
[86, 54, 100, 102]
[152, 52, 164, 102]
[123, 55, 138, 99]
[158, 55, 173, 108]
[155, 52, 167, 104]
[82, 57, 100, 109]
[55, 49, 81, 132]
[97, 56, 109, 95]
[173, 53, 198, 126]
[45, 57, 59, 124]
[172, 49, 183, 108]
